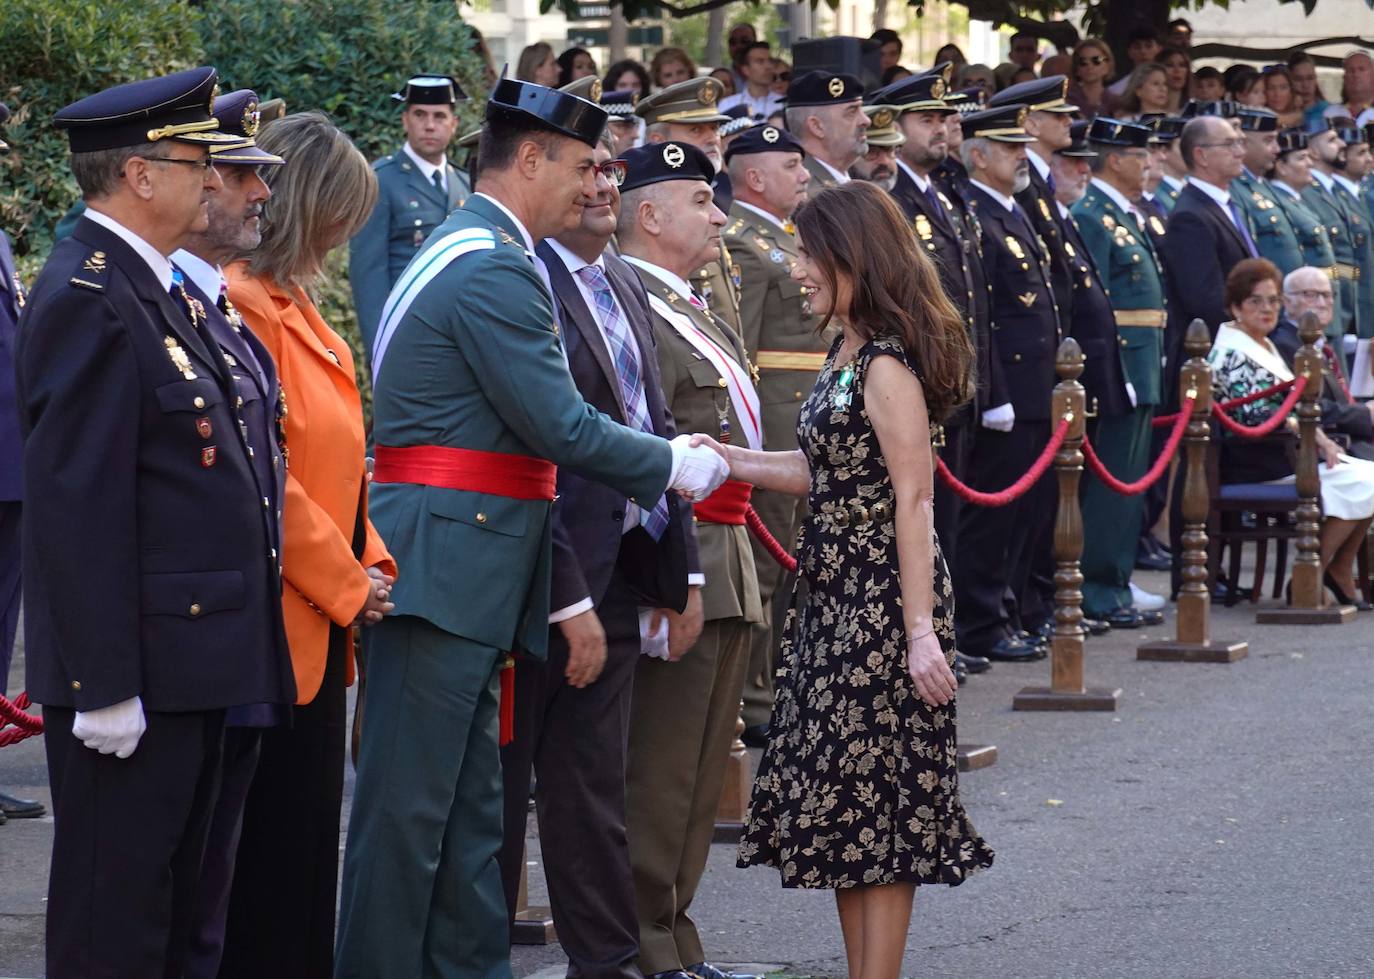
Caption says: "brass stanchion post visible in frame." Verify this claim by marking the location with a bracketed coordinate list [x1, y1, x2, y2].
[1015, 338, 1121, 710]
[1139, 319, 1250, 661]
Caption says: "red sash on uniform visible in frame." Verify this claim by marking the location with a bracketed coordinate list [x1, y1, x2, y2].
[372, 445, 557, 500]
[691, 479, 754, 525]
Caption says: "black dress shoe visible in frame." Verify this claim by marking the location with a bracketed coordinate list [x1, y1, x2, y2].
[1134, 608, 1165, 626]
[978, 636, 1047, 662]
[0, 792, 44, 819]
[1101, 608, 1143, 629]
[954, 662, 968, 685]
[1082, 616, 1111, 636]
[686, 964, 762, 979]
[1135, 544, 1172, 572]
[741, 723, 770, 748]
[955, 651, 991, 674]
[1016, 628, 1050, 650]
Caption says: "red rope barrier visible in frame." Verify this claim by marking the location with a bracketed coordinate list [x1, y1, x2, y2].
[936, 416, 1073, 507]
[1082, 397, 1195, 496]
[1151, 378, 1299, 428]
[746, 505, 798, 573]
[0, 692, 43, 749]
[1211, 375, 1307, 438]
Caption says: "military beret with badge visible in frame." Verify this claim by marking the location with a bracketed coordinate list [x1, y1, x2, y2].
[785, 70, 864, 108]
[620, 140, 716, 193]
[723, 123, 806, 163]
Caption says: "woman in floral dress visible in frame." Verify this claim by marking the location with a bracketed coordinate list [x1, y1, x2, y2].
[697, 182, 993, 978]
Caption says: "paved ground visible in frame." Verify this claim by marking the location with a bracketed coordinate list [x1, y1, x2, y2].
[2, 568, 1372, 978]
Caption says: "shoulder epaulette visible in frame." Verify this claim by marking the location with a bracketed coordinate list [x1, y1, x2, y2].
[725, 217, 747, 236]
[373, 154, 397, 172]
[70, 249, 107, 291]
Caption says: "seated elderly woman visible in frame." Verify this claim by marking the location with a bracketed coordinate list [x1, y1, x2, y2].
[1209, 259, 1374, 606]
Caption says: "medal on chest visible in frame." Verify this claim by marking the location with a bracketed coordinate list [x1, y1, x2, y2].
[832, 361, 856, 410]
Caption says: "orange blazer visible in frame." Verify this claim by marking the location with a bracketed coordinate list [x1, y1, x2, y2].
[227, 263, 397, 705]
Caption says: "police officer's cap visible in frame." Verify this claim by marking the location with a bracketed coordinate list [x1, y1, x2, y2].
[634, 78, 731, 126]
[393, 74, 467, 106]
[1181, 99, 1240, 120]
[208, 90, 285, 166]
[960, 105, 1035, 143]
[944, 87, 988, 117]
[1365, 123, 1374, 147]
[786, 71, 864, 108]
[870, 70, 954, 115]
[620, 140, 715, 193]
[601, 89, 639, 121]
[1058, 120, 1098, 157]
[55, 67, 238, 153]
[1276, 129, 1308, 156]
[724, 124, 807, 163]
[1085, 116, 1151, 150]
[988, 75, 1077, 114]
[259, 98, 287, 125]
[486, 78, 608, 147]
[861, 106, 907, 148]
[1138, 112, 1185, 143]
[720, 104, 757, 138]
[1237, 106, 1279, 133]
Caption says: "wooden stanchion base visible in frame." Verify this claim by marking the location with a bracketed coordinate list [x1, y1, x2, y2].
[1136, 639, 1249, 662]
[957, 743, 998, 770]
[512, 909, 557, 945]
[1012, 686, 1121, 711]
[1255, 603, 1356, 625]
[712, 821, 744, 845]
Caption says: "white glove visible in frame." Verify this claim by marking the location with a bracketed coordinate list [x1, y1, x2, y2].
[1126, 382, 1138, 408]
[667, 433, 729, 500]
[981, 403, 1015, 432]
[72, 695, 147, 759]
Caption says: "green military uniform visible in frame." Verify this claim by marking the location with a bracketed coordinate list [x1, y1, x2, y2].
[802, 154, 845, 197]
[1303, 174, 1361, 341]
[1271, 179, 1340, 298]
[621, 255, 764, 977]
[1234, 168, 1305, 274]
[722, 197, 825, 729]
[349, 145, 468, 358]
[335, 127, 676, 978]
[1155, 178, 1181, 212]
[1331, 174, 1374, 338]
[1073, 178, 1168, 616]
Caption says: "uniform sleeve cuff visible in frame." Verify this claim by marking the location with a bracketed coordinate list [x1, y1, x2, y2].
[687, 573, 706, 587]
[548, 597, 594, 624]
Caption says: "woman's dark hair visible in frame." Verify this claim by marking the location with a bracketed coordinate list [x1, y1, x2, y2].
[792, 183, 974, 420]
[1225, 257, 1282, 310]
[881, 64, 912, 85]
[602, 59, 651, 96]
[1224, 64, 1260, 99]
[557, 47, 594, 87]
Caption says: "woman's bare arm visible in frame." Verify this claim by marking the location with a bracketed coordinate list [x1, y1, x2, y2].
[689, 436, 811, 497]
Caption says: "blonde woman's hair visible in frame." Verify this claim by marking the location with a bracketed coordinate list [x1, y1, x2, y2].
[517, 42, 555, 83]
[246, 112, 378, 291]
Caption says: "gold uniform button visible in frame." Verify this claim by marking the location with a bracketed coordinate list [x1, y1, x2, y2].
[71, 680, 82, 691]
[270, 548, 277, 559]
[189, 603, 202, 616]
[262, 497, 270, 509]
[717, 378, 727, 388]
[475, 512, 487, 524]
[193, 396, 206, 409]
[1013, 352, 1023, 361]
[237, 396, 245, 407]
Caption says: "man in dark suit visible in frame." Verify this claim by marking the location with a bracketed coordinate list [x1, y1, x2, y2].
[17, 68, 297, 979]
[0, 103, 45, 826]
[951, 105, 1059, 663]
[496, 138, 702, 979]
[1275, 266, 1374, 460]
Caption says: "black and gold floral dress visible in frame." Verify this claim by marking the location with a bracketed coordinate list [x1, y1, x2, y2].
[737, 334, 994, 889]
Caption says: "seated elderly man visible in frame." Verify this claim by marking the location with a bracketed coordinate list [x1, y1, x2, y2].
[1272, 266, 1374, 462]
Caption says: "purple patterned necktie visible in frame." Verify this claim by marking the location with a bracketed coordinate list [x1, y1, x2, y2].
[577, 264, 671, 539]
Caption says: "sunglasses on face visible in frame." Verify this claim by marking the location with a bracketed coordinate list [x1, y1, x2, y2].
[597, 159, 629, 187]
[1078, 55, 1107, 66]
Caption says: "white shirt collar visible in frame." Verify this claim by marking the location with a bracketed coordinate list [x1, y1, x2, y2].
[473, 192, 536, 255]
[543, 236, 605, 277]
[735, 200, 791, 234]
[1160, 173, 1184, 190]
[1026, 147, 1051, 180]
[814, 156, 850, 185]
[84, 206, 174, 292]
[1187, 174, 1232, 208]
[1055, 199, 1072, 220]
[622, 255, 696, 301]
[969, 178, 1018, 212]
[896, 158, 930, 192]
[1271, 179, 1302, 200]
[403, 142, 448, 192]
[1090, 176, 1138, 218]
[1311, 168, 1335, 191]
[1332, 172, 1362, 196]
[169, 249, 224, 304]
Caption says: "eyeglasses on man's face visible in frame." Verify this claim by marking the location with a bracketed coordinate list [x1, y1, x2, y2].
[143, 153, 216, 173]
[596, 159, 629, 187]
[1285, 289, 1334, 303]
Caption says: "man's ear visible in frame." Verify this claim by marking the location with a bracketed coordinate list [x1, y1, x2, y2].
[514, 138, 544, 179]
[124, 156, 157, 202]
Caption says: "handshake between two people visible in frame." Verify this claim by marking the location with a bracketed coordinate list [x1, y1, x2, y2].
[666, 433, 732, 500]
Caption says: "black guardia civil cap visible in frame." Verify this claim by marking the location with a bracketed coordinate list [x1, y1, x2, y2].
[620, 140, 715, 193]
[1238, 106, 1280, 133]
[988, 74, 1077, 114]
[208, 90, 285, 166]
[960, 104, 1035, 142]
[1277, 129, 1308, 156]
[1302, 115, 1339, 136]
[870, 69, 955, 114]
[786, 70, 864, 108]
[1139, 112, 1185, 143]
[1058, 120, 1097, 157]
[392, 74, 467, 105]
[1181, 99, 1240, 119]
[1086, 116, 1151, 149]
[54, 67, 238, 153]
[724, 123, 806, 162]
[1330, 117, 1362, 145]
[486, 78, 608, 147]
[1365, 122, 1374, 146]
